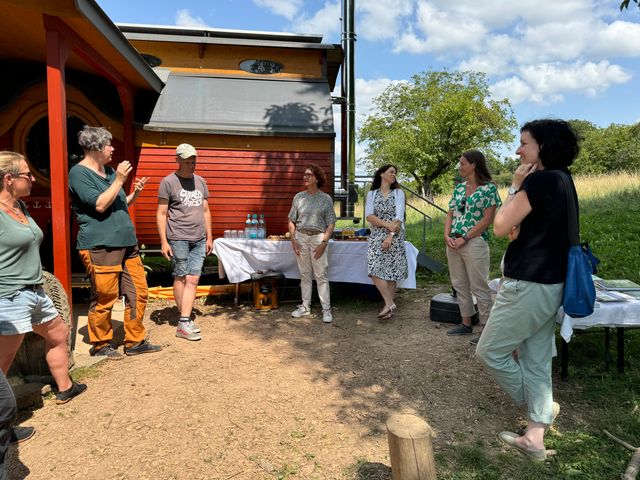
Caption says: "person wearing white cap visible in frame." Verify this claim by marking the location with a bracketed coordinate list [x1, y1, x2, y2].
[157, 144, 212, 341]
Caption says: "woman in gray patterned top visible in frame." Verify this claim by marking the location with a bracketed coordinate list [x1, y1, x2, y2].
[288, 164, 336, 323]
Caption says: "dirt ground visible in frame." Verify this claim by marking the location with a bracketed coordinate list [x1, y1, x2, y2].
[7, 285, 526, 480]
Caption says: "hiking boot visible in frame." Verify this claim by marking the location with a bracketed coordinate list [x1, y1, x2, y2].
[55, 382, 87, 404]
[190, 320, 202, 334]
[10, 426, 36, 445]
[447, 324, 473, 336]
[124, 340, 163, 356]
[93, 345, 123, 360]
[322, 309, 333, 323]
[176, 321, 202, 341]
[291, 305, 311, 318]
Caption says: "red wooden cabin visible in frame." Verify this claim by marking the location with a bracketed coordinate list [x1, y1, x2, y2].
[0, 0, 342, 296]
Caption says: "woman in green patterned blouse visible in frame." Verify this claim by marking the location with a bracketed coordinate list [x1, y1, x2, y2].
[444, 150, 502, 336]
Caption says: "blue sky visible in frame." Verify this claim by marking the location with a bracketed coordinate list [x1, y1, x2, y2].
[99, 0, 640, 164]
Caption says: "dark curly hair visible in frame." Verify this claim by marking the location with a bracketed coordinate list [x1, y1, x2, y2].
[521, 119, 579, 169]
[306, 163, 327, 188]
[371, 164, 400, 191]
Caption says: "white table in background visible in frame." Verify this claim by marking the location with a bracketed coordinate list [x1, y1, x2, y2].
[556, 299, 640, 379]
[213, 238, 419, 288]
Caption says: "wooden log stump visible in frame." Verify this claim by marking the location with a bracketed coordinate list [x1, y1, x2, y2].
[8, 271, 73, 377]
[387, 414, 437, 480]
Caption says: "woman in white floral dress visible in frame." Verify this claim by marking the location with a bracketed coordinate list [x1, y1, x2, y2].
[366, 164, 407, 320]
[444, 149, 501, 336]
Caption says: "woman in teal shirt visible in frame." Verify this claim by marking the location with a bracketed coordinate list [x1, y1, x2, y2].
[444, 149, 501, 336]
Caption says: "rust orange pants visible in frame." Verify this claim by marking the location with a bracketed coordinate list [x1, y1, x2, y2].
[79, 246, 148, 349]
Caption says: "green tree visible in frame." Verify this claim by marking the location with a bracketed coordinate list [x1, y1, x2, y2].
[620, 0, 639, 10]
[572, 121, 640, 174]
[359, 70, 517, 197]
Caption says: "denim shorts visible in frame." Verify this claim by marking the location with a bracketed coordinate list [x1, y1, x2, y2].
[169, 238, 207, 277]
[0, 286, 59, 335]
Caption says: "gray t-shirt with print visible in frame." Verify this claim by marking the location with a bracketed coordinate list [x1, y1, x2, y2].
[158, 173, 209, 241]
[288, 190, 336, 232]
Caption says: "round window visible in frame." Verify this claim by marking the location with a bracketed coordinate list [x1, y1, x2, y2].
[25, 115, 86, 181]
[239, 59, 284, 75]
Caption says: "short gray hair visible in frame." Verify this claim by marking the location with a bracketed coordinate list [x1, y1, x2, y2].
[77, 126, 112, 152]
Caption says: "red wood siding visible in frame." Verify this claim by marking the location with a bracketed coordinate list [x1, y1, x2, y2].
[133, 147, 334, 245]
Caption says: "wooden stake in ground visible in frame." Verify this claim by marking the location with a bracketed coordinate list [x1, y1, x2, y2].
[603, 429, 640, 480]
[387, 414, 437, 480]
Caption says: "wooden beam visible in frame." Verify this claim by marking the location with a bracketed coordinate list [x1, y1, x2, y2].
[118, 85, 136, 223]
[44, 23, 72, 300]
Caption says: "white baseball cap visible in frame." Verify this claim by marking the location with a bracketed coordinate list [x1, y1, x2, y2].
[176, 143, 197, 159]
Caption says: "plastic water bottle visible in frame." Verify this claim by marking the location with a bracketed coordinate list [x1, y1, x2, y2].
[251, 214, 258, 239]
[245, 214, 252, 239]
[258, 213, 266, 239]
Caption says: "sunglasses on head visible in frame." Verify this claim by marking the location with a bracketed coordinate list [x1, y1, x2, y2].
[458, 198, 466, 213]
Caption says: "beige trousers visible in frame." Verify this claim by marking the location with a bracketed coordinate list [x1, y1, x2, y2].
[294, 232, 330, 311]
[446, 237, 493, 323]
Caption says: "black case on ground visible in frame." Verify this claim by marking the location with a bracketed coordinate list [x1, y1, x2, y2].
[429, 292, 479, 325]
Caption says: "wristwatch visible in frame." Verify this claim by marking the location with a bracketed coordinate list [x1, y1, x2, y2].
[390, 232, 396, 236]
[507, 186, 519, 196]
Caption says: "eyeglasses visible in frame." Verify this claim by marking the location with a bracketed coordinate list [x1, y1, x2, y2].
[303, 173, 314, 177]
[12, 171, 34, 180]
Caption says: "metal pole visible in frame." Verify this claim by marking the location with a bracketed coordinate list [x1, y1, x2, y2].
[342, 0, 356, 217]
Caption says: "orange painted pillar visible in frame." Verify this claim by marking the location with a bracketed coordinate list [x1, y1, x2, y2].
[118, 86, 137, 224]
[44, 22, 72, 299]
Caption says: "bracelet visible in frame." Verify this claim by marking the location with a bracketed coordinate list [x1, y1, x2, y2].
[462, 235, 469, 242]
[321, 240, 328, 244]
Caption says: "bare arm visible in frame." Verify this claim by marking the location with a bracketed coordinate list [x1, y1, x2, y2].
[444, 209, 457, 248]
[288, 219, 300, 256]
[126, 177, 149, 206]
[494, 163, 537, 237]
[94, 161, 131, 213]
[494, 193, 532, 237]
[156, 199, 172, 260]
[203, 200, 213, 254]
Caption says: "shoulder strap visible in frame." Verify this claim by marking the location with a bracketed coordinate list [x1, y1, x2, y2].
[555, 170, 580, 246]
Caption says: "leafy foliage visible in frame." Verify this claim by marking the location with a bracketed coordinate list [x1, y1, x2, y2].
[620, 0, 639, 10]
[359, 70, 517, 197]
[570, 120, 640, 174]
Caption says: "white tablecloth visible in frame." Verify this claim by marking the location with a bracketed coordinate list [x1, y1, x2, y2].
[557, 300, 640, 342]
[213, 238, 419, 288]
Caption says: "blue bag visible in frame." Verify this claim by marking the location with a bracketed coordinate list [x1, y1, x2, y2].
[563, 243, 599, 318]
[557, 172, 600, 318]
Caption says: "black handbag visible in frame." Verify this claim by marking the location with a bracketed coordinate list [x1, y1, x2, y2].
[557, 171, 599, 318]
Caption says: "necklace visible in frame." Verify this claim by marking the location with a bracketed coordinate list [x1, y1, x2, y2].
[0, 200, 23, 216]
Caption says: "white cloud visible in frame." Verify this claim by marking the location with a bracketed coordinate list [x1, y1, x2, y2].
[357, 0, 413, 41]
[355, 78, 402, 121]
[175, 9, 208, 28]
[492, 61, 632, 105]
[292, 1, 341, 39]
[590, 20, 640, 57]
[253, 0, 303, 21]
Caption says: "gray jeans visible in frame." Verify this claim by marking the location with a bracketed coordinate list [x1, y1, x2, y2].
[0, 370, 17, 480]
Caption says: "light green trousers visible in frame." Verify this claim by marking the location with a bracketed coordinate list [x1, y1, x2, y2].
[475, 278, 563, 424]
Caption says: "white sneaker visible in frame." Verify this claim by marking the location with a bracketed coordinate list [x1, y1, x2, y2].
[190, 320, 202, 334]
[291, 305, 311, 318]
[322, 310, 333, 323]
[176, 321, 202, 341]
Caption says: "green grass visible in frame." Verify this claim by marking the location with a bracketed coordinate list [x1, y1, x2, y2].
[340, 172, 640, 479]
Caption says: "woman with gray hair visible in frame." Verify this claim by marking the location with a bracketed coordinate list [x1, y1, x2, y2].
[69, 126, 161, 359]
